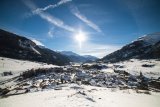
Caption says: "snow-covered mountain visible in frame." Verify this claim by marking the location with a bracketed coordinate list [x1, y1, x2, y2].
[60, 51, 98, 63]
[101, 32, 160, 63]
[136, 32, 160, 45]
[0, 29, 70, 65]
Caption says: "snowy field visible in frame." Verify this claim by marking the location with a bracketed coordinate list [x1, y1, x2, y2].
[112, 59, 160, 78]
[0, 57, 160, 107]
[0, 84, 160, 107]
[0, 57, 58, 82]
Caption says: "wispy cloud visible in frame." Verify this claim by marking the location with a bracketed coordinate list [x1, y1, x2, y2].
[39, 12, 75, 32]
[23, 0, 101, 33]
[23, 0, 75, 32]
[33, 0, 72, 14]
[70, 5, 102, 33]
[48, 27, 54, 38]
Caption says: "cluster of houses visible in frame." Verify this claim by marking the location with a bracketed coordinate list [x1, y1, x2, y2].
[0, 64, 160, 96]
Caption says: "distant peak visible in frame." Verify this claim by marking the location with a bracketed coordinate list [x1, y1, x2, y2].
[137, 32, 160, 45]
[60, 51, 80, 56]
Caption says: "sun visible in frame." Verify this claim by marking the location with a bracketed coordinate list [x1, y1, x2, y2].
[74, 30, 87, 48]
[75, 31, 86, 42]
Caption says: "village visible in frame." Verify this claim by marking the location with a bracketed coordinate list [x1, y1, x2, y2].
[1, 62, 160, 97]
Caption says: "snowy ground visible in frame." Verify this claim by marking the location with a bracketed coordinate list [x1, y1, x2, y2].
[0, 57, 58, 82]
[0, 57, 160, 107]
[112, 59, 160, 78]
[0, 84, 160, 107]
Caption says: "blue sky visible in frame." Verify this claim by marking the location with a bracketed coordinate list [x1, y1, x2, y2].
[0, 0, 160, 58]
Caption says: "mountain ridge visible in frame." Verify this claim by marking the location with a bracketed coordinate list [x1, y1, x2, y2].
[0, 29, 70, 65]
[60, 51, 98, 63]
[101, 32, 160, 63]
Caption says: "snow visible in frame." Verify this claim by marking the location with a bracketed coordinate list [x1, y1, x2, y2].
[19, 39, 42, 54]
[137, 32, 160, 45]
[0, 57, 58, 82]
[112, 59, 160, 79]
[101, 68, 114, 73]
[30, 46, 41, 54]
[0, 84, 160, 107]
[31, 39, 45, 47]
[0, 57, 160, 107]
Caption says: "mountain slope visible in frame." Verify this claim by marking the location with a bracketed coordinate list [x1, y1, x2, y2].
[83, 55, 98, 61]
[61, 51, 80, 56]
[0, 29, 70, 65]
[61, 51, 98, 63]
[101, 32, 160, 63]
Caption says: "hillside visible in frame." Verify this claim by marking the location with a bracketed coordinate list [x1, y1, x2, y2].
[101, 32, 160, 63]
[0, 29, 70, 65]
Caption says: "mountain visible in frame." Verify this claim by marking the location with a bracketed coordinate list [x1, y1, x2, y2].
[60, 51, 98, 63]
[61, 51, 80, 56]
[101, 32, 160, 63]
[83, 55, 98, 61]
[0, 29, 70, 65]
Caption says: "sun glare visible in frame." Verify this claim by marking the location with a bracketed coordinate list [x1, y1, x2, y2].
[74, 30, 87, 49]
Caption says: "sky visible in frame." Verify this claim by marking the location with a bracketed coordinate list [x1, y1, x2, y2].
[0, 0, 160, 58]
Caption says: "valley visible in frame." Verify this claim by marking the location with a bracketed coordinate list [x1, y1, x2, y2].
[0, 57, 160, 107]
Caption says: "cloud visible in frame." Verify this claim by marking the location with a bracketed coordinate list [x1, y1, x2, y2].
[70, 5, 102, 32]
[33, 0, 72, 14]
[22, 0, 36, 13]
[23, 0, 101, 33]
[48, 27, 54, 38]
[31, 39, 45, 46]
[23, 0, 75, 32]
[39, 12, 75, 32]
